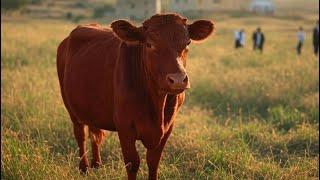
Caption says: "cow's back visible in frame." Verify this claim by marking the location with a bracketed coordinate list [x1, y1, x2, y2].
[57, 24, 121, 130]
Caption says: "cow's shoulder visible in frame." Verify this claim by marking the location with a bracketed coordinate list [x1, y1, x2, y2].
[67, 23, 120, 56]
[69, 23, 114, 42]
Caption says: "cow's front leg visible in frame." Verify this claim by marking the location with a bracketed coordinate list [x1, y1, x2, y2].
[118, 131, 140, 180]
[146, 125, 173, 180]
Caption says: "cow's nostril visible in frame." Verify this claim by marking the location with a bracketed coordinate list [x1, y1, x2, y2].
[167, 76, 175, 84]
[183, 75, 188, 83]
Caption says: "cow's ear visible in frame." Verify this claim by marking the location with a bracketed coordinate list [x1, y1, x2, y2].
[111, 20, 144, 43]
[188, 20, 215, 41]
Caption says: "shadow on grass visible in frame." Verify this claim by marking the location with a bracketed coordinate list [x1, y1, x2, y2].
[185, 78, 319, 131]
[240, 127, 319, 167]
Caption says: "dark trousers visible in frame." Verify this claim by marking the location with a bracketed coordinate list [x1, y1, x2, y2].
[235, 40, 242, 48]
[296, 42, 303, 55]
[253, 44, 263, 52]
[314, 43, 319, 55]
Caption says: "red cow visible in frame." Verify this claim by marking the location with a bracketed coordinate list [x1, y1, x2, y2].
[57, 13, 214, 180]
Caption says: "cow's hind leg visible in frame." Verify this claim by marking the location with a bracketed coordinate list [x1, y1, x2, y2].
[72, 119, 89, 173]
[89, 126, 105, 168]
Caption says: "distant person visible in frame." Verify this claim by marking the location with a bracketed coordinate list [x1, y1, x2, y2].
[234, 29, 245, 49]
[252, 27, 265, 53]
[234, 30, 241, 48]
[312, 20, 319, 55]
[296, 27, 306, 55]
[239, 29, 246, 47]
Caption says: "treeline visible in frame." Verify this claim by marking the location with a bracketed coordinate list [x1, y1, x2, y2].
[1, 0, 43, 10]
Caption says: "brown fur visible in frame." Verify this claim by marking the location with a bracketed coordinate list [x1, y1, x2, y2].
[57, 13, 214, 179]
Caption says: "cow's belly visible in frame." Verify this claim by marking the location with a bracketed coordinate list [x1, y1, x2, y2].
[64, 44, 118, 131]
[65, 68, 116, 131]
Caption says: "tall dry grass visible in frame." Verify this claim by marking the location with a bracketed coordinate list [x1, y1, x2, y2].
[1, 13, 319, 179]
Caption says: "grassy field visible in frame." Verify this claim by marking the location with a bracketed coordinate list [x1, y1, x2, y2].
[1, 10, 319, 180]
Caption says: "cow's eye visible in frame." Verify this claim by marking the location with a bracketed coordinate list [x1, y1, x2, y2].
[185, 41, 191, 51]
[146, 42, 153, 49]
[186, 44, 191, 50]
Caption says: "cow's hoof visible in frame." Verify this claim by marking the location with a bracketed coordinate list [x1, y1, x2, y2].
[91, 161, 102, 169]
[79, 163, 89, 174]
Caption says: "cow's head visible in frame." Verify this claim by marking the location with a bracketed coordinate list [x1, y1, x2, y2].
[111, 14, 214, 94]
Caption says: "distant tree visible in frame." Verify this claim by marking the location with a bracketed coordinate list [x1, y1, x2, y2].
[93, 4, 115, 18]
[72, 15, 85, 23]
[1, 0, 28, 10]
[30, 0, 43, 5]
[66, 12, 73, 20]
[1, 0, 43, 10]
[74, 1, 87, 9]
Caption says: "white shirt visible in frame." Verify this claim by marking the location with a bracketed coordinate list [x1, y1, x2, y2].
[239, 32, 245, 45]
[234, 31, 240, 40]
[235, 30, 245, 45]
[297, 31, 305, 43]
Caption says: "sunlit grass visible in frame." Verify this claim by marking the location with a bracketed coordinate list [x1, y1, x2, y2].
[1, 12, 319, 179]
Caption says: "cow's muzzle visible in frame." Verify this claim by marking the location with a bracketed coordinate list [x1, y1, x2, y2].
[166, 72, 190, 91]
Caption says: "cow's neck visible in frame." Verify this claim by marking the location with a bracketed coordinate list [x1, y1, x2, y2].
[118, 42, 175, 133]
[144, 74, 177, 134]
